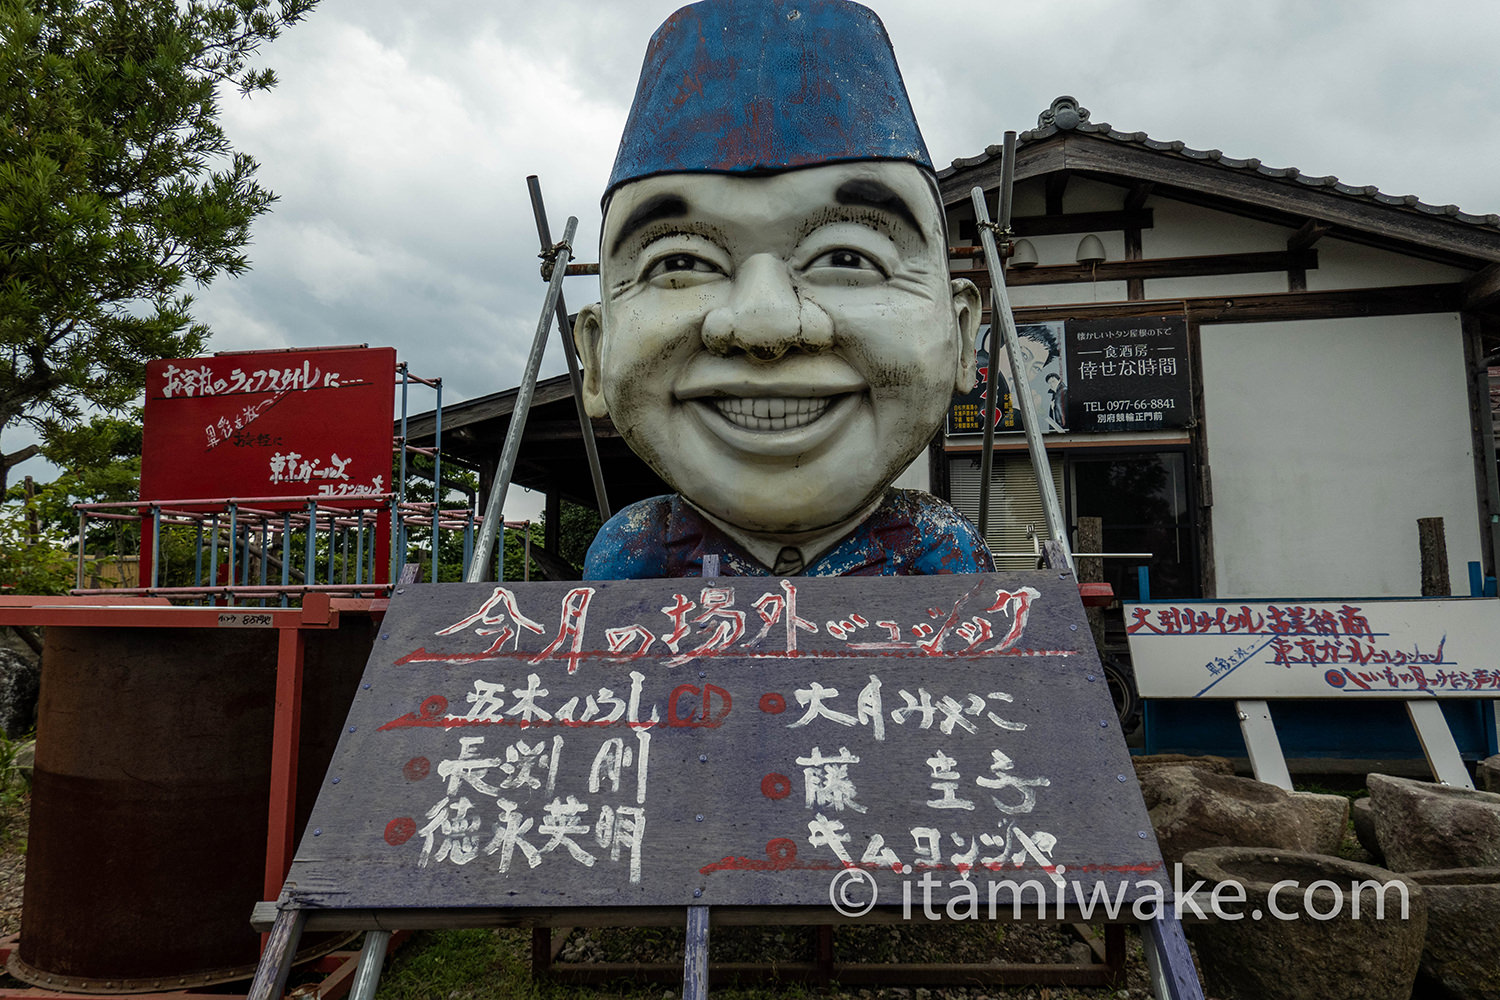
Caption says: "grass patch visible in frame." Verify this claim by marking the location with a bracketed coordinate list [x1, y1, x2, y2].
[0, 731, 31, 849]
[366, 922, 1128, 1000]
[373, 928, 520, 1000]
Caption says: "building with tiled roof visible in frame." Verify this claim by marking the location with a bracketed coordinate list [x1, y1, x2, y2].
[934, 96, 1500, 607]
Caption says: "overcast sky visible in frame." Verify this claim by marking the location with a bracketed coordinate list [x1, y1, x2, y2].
[17, 1, 1500, 513]
[197, 0, 1500, 401]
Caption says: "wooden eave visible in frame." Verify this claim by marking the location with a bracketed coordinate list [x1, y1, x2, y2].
[940, 132, 1500, 271]
[403, 375, 577, 444]
[401, 374, 668, 512]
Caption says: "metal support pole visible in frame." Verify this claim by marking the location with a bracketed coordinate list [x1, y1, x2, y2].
[258, 519, 269, 607]
[395, 364, 410, 583]
[462, 509, 474, 573]
[431, 379, 443, 583]
[528, 175, 611, 521]
[227, 503, 239, 592]
[150, 505, 162, 590]
[467, 215, 580, 582]
[372, 505, 381, 583]
[208, 514, 221, 591]
[75, 510, 86, 591]
[977, 132, 1016, 539]
[259, 520, 269, 586]
[355, 513, 366, 585]
[241, 527, 252, 586]
[194, 519, 205, 588]
[280, 513, 291, 608]
[348, 929, 392, 1000]
[971, 177, 1073, 573]
[305, 501, 318, 589]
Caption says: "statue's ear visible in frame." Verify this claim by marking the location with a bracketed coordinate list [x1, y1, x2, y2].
[573, 303, 610, 419]
[950, 277, 982, 393]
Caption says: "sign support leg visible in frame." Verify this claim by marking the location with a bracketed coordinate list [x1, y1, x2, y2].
[348, 928, 392, 1000]
[1140, 915, 1203, 1000]
[265, 626, 306, 902]
[248, 908, 306, 1000]
[1234, 699, 1292, 790]
[683, 905, 710, 1000]
[1405, 699, 1475, 788]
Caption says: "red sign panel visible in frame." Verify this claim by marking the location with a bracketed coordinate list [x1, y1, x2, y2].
[141, 346, 397, 507]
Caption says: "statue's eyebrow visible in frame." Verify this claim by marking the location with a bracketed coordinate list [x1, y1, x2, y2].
[834, 178, 927, 245]
[609, 193, 689, 257]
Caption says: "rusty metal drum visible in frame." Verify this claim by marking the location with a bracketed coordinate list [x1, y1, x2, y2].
[11, 619, 374, 992]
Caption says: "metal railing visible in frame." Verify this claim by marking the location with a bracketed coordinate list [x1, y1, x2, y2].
[70, 494, 535, 605]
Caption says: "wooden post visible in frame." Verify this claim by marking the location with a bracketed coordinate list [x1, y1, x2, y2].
[248, 909, 306, 1000]
[265, 625, 306, 903]
[1077, 517, 1107, 654]
[1419, 517, 1450, 597]
[683, 906, 710, 1000]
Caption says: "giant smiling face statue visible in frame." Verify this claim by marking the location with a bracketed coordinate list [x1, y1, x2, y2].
[574, 159, 981, 538]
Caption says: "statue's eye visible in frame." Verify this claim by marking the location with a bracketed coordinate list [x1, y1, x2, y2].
[806, 248, 884, 280]
[644, 253, 722, 285]
[816, 249, 877, 269]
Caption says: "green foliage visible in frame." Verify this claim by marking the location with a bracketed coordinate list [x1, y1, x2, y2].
[0, 728, 31, 847]
[0, 490, 73, 594]
[550, 499, 602, 570]
[397, 453, 480, 582]
[0, 0, 318, 489]
[3, 410, 160, 591]
[15, 409, 141, 525]
[371, 929, 519, 1000]
[501, 517, 538, 581]
[500, 500, 601, 581]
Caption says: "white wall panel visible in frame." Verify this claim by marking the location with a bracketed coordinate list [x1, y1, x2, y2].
[1200, 314, 1479, 597]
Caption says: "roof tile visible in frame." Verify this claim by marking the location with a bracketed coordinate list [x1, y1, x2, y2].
[940, 96, 1500, 232]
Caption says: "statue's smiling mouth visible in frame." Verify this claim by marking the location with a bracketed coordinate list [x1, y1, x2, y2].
[674, 357, 867, 455]
[712, 395, 834, 431]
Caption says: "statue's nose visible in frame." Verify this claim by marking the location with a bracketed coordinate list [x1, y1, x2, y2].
[701, 254, 832, 360]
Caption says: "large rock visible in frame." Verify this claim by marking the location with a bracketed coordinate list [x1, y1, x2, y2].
[1130, 753, 1236, 777]
[1351, 797, 1383, 863]
[0, 647, 39, 739]
[1480, 754, 1500, 795]
[1139, 765, 1348, 866]
[1182, 848, 1426, 1000]
[1405, 868, 1500, 1000]
[12, 739, 33, 784]
[1368, 773, 1500, 872]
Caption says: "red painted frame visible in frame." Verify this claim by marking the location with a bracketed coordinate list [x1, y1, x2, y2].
[0, 596, 385, 927]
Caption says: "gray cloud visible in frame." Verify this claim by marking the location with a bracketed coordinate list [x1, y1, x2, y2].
[190, 0, 1499, 412]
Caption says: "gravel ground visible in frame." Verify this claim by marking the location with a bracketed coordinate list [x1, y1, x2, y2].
[0, 795, 25, 938]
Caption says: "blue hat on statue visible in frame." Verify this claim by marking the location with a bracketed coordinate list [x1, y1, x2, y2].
[606, 0, 932, 200]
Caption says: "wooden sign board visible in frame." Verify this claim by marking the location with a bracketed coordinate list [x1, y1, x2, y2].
[1126, 597, 1500, 699]
[141, 346, 397, 508]
[286, 575, 1165, 913]
[1064, 316, 1191, 434]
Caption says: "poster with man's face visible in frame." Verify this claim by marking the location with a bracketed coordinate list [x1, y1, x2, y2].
[946, 321, 1067, 435]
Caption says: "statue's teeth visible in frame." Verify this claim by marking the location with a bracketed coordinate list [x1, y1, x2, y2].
[713, 396, 832, 431]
